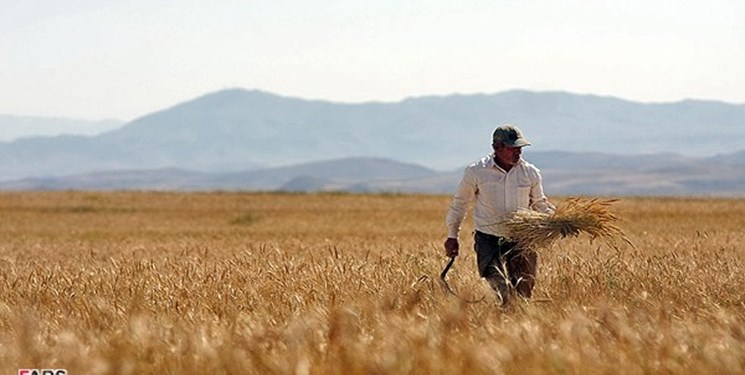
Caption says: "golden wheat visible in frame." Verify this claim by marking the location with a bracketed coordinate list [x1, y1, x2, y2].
[504, 197, 633, 251]
[0, 192, 743, 374]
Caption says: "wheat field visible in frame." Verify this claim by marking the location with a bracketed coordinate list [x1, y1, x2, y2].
[0, 191, 743, 374]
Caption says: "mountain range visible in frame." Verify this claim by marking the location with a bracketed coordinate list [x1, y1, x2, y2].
[1, 88, 743, 196]
[0, 115, 123, 142]
[2, 151, 744, 197]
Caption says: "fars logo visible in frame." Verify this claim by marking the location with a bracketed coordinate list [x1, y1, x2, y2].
[18, 370, 67, 375]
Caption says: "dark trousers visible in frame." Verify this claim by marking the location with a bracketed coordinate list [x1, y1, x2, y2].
[474, 231, 537, 299]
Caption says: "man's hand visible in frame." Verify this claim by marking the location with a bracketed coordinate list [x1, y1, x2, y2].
[444, 237, 459, 257]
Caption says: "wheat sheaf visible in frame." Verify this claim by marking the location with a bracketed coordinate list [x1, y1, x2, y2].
[504, 197, 634, 251]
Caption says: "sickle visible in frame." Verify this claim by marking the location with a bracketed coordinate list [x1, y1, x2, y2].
[439, 256, 485, 304]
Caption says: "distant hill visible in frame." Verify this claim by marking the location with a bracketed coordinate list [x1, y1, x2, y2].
[528, 151, 745, 197]
[212, 157, 438, 191]
[712, 150, 745, 165]
[0, 157, 437, 192]
[0, 114, 123, 141]
[2, 153, 743, 197]
[1, 88, 743, 185]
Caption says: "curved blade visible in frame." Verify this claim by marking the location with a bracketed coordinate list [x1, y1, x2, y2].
[440, 256, 455, 281]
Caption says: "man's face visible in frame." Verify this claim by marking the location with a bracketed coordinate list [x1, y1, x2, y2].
[494, 143, 523, 168]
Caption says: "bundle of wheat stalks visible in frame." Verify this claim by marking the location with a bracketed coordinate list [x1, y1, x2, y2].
[504, 197, 633, 251]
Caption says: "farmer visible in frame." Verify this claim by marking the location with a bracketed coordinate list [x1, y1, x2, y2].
[444, 124, 555, 306]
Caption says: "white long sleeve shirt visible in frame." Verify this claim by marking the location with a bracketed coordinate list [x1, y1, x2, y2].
[446, 154, 555, 239]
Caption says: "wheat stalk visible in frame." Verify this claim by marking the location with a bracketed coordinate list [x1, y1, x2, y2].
[504, 197, 634, 250]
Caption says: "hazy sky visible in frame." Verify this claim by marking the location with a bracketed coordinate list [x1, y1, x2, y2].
[2, 0, 744, 121]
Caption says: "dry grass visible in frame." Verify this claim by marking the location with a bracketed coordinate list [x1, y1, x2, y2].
[504, 197, 633, 251]
[0, 191, 744, 374]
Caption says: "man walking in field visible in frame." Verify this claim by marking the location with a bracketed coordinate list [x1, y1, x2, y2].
[444, 124, 555, 307]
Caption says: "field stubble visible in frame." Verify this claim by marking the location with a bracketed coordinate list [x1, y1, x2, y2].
[0, 192, 743, 374]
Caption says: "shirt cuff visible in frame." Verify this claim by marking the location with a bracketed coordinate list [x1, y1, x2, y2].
[447, 225, 460, 239]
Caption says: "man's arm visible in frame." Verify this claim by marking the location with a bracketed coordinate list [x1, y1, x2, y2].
[444, 167, 477, 257]
[529, 171, 555, 214]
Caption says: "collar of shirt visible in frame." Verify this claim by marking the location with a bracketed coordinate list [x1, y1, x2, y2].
[486, 153, 525, 174]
